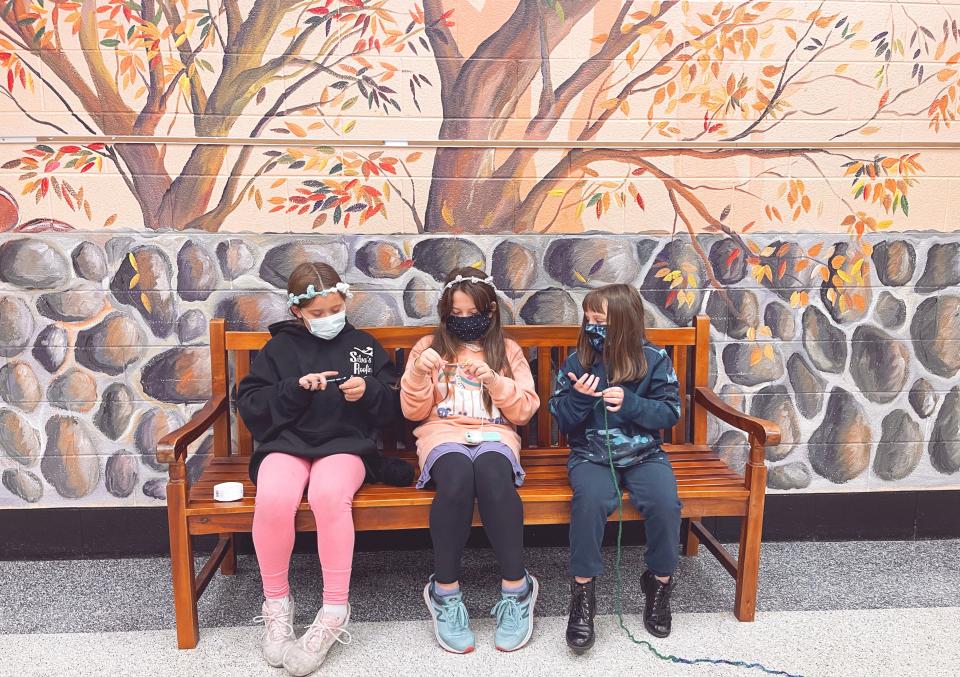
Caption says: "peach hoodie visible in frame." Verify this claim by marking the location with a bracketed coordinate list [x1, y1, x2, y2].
[400, 336, 540, 467]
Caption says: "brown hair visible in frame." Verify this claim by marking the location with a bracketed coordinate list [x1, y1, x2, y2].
[578, 284, 648, 384]
[431, 267, 512, 414]
[287, 261, 343, 310]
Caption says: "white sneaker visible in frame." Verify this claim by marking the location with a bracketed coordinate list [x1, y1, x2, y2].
[282, 605, 352, 676]
[253, 596, 296, 667]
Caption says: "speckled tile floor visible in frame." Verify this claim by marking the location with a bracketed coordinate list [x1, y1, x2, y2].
[1, 608, 957, 677]
[1, 540, 958, 677]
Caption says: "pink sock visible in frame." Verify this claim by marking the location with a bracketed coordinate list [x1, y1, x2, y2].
[252, 453, 311, 599]
[307, 454, 366, 606]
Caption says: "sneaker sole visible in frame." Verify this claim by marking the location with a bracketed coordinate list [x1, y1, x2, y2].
[495, 575, 540, 652]
[422, 582, 475, 654]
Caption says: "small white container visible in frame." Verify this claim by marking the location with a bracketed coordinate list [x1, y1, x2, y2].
[213, 481, 244, 502]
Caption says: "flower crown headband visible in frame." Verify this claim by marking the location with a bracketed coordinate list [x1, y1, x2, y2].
[442, 274, 497, 293]
[287, 282, 353, 308]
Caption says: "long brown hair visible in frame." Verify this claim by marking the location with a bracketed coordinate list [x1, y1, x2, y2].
[578, 284, 648, 384]
[287, 261, 343, 311]
[431, 267, 512, 414]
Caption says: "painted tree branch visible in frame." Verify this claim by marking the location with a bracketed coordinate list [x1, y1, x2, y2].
[423, 0, 463, 106]
[157, 0, 208, 115]
[578, 1, 753, 143]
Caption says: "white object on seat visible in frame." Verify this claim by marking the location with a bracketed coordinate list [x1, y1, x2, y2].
[213, 481, 244, 502]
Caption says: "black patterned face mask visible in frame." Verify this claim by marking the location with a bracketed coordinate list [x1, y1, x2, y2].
[446, 313, 492, 342]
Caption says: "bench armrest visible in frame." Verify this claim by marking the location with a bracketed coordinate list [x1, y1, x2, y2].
[694, 386, 781, 456]
[157, 393, 228, 464]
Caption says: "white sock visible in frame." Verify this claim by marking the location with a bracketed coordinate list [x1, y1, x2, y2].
[321, 603, 349, 625]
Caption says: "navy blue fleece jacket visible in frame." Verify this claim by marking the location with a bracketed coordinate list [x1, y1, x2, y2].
[549, 344, 682, 469]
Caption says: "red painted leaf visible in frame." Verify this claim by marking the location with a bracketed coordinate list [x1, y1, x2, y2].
[725, 247, 741, 267]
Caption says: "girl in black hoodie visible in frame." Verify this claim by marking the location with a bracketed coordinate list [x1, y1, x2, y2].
[237, 261, 402, 675]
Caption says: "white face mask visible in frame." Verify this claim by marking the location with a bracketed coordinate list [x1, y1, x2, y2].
[303, 310, 346, 340]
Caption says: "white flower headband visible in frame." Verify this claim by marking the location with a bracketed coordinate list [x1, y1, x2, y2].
[442, 274, 497, 293]
[287, 282, 353, 307]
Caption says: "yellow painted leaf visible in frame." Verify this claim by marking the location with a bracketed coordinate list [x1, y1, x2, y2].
[548, 189, 566, 197]
[441, 201, 455, 227]
[749, 347, 762, 366]
[574, 270, 588, 283]
[127, 252, 138, 272]
[763, 344, 775, 361]
[469, 260, 483, 269]
[128, 273, 140, 289]
[286, 122, 306, 137]
[860, 126, 880, 135]
[850, 39, 870, 50]
[835, 64, 848, 74]
[140, 292, 153, 314]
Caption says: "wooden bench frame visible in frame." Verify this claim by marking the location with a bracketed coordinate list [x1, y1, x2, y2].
[158, 316, 780, 649]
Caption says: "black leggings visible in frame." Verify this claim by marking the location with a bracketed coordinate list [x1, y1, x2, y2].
[429, 452, 525, 583]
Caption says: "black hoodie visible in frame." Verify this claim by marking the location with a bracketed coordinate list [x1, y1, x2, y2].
[237, 319, 400, 483]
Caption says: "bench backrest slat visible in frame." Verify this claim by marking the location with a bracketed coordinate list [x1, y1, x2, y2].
[234, 350, 253, 457]
[209, 319, 711, 458]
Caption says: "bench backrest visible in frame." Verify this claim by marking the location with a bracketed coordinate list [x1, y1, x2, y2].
[208, 316, 712, 458]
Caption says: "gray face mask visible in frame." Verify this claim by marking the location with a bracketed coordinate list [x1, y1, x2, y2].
[304, 310, 345, 340]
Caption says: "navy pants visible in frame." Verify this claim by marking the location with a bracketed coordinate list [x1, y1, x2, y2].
[568, 453, 682, 578]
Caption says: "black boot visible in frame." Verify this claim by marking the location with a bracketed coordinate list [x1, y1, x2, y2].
[640, 570, 674, 638]
[565, 578, 596, 654]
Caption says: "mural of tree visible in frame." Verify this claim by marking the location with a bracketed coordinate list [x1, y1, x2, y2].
[0, 0, 958, 323]
[0, 0, 435, 230]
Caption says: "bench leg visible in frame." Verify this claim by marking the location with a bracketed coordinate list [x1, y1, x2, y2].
[680, 518, 700, 556]
[168, 469, 200, 648]
[734, 461, 767, 622]
[220, 533, 237, 576]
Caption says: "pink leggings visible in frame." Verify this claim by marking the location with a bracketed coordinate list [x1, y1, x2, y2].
[252, 452, 366, 604]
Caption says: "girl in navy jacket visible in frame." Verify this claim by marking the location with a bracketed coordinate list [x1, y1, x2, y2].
[549, 284, 682, 654]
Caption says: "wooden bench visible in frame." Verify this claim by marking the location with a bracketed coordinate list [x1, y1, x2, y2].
[158, 316, 780, 649]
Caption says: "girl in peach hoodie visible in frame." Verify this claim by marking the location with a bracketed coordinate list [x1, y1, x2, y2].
[400, 267, 540, 654]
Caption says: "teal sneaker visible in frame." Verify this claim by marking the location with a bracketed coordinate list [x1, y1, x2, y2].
[423, 577, 475, 654]
[491, 573, 539, 652]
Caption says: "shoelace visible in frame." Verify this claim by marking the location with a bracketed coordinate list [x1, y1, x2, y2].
[491, 596, 522, 632]
[441, 597, 470, 633]
[570, 585, 591, 620]
[302, 617, 352, 652]
[253, 605, 295, 642]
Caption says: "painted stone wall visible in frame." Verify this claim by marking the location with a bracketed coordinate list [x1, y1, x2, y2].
[1, 1, 960, 507]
